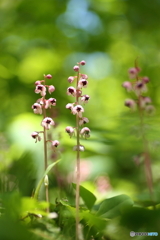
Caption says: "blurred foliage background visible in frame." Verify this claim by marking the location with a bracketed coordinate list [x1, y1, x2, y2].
[1, 0, 160, 210]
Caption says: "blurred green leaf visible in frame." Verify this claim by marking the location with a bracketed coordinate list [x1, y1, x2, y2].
[33, 159, 61, 200]
[72, 183, 97, 210]
[97, 194, 134, 218]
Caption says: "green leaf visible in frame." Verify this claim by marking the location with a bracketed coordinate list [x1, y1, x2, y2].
[33, 159, 61, 199]
[72, 183, 96, 210]
[97, 194, 134, 218]
[82, 211, 107, 231]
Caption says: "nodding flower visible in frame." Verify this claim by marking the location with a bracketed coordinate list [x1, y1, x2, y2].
[128, 67, 140, 79]
[81, 95, 90, 104]
[41, 117, 55, 130]
[51, 140, 60, 151]
[45, 98, 56, 109]
[73, 145, 85, 151]
[78, 79, 88, 89]
[67, 87, 76, 97]
[48, 85, 55, 94]
[80, 127, 91, 138]
[32, 103, 42, 114]
[31, 132, 41, 143]
[133, 80, 147, 96]
[124, 99, 137, 110]
[122, 81, 132, 92]
[66, 103, 74, 111]
[35, 84, 46, 97]
[68, 76, 75, 83]
[72, 105, 84, 118]
[79, 117, 89, 126]
[65, 126, 75, 138]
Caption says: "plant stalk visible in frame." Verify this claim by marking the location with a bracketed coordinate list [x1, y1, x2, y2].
[75, 70, 80, 240]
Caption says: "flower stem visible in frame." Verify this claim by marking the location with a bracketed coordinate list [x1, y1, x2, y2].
[76, 70, 80, 240]
[43, 97, 49, 213]
[138, 101, 154, 203]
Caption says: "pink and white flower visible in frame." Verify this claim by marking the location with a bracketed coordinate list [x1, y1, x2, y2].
[48, 85, 55, 94]
[41, 117, 55, 130]
[80, 127, 90, 138]
[65, 126, 75, 138]
[35, 84, 46, 97]
[79, 117, 89, 126]
[78, 79, 88, 89]
[122, 81, 132, 92]
[72, 105, 84, 117]
[67, 87, 76, 97]
[51, 140, 60, 151]
[45, 98, 56, 109]
[32, 103, 42, 114]
[81, 95, 90, 104]
[31, 132, 41, 143]
[124, 99, 137, 110]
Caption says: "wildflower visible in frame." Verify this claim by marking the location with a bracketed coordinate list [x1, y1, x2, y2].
[139, 96, 152, 108]
[35, 84, 46, 97]
[67, 87, 76, 97]
[78, 79, 88, 89]
[41, 117, 55, 130]
[45, 98, 56, 109]
[81, 95, 90, 104]
[142, 76, 150, 84]
[72, 105, 84, 117]
[68, 76, 75, 83]
[66, 103, 74, 111]
[65, 126, 75, 138]
[32, 103, 42, 114]
[133, 80, 147, 96]
[128, 67, 140, 79]
[122, 81, 132, 92]
[81, 74, 88, 80]
[73, 145, 85, 151]
[35, 80, 42, 85]
[79, 117, 89, 125]
[31, 132, 41, 143]
[124, 99, 136, 110]
[73, 65, 79, 72]
[48, 85, 55, 94]
[80, 127, 90, 138]
[51, 140, 59, 151]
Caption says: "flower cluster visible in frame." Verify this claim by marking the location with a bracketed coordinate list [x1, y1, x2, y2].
[31, 74, 59, 150]
[65, 61, 91, 150]
[122, 66, 155, 114]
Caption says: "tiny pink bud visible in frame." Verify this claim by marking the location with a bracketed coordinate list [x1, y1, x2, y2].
[142, 76, 150, 83]
[80, 60, 86, 66]
[31, 132, 41, 143]
[48, 85, 55, 94]
[68, 76, 75, 83]
[73, 65, 79, 72]
[51, 140, 60, 151]
[128, 67, 139, 79]
[65, 126, 75, 138]
[122, 81, 132, 92]
[35, 81, 42, 85]
[45, 74, 52, 79]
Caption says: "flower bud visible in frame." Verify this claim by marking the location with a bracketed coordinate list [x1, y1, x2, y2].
[44, 175, 49, 186]
[73, 65, 79, 72]
[80, 60, 86, 66]
[45, 74, 52, 79]
[73, 145, 85, 151]
[48, 85, 55, 94]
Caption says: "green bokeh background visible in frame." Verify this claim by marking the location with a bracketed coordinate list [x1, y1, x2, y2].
[1, 0, 160, 202]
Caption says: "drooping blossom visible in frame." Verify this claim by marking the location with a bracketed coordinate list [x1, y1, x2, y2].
[32, 103, 42, 114]
[41, 117, 55, 130]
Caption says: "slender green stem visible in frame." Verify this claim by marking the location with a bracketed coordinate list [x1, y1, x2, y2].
[75, 70, 80, 240]
[138, 98, 153, 203]
[42, 94, 49, 213]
